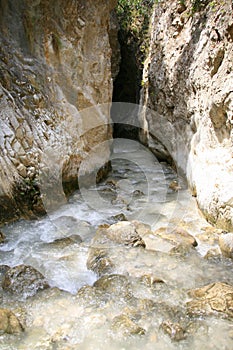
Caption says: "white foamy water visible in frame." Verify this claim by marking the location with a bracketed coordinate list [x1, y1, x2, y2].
[0, 139, 232, 350]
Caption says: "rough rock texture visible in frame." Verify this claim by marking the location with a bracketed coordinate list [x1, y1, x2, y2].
[140, 0, 233, 230]
[0, 0, 117, 224]
[219, 232, 233, 259]
[2, 264, 49, 298]
[0, 308, 23, 334]
[187, 282, 233, 318]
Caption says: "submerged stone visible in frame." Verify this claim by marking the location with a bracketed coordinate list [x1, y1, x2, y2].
[87, 248, 114, 276]
[111, 314, 146, 336]
[160, 320, 186, 341]
[93, 274, 132, 300]
[2, 265, 49, 298]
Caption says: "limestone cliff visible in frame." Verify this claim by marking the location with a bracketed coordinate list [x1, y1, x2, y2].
[0, 0, 116, 223]
[140, 0, 233, 230]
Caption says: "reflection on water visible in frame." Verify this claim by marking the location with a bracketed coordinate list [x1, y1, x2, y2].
[0, 140, 232, 349]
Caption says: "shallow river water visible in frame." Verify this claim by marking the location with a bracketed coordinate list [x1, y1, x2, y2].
[0, 139, 233, 349]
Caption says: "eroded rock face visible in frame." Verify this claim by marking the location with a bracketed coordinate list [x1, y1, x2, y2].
[140, 0, 233, 230]
[0, 0, 117, 223]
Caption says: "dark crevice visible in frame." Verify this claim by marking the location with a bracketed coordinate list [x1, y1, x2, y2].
[112, 29, 143, 140]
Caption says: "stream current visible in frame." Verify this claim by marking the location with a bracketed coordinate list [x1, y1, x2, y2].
[0, 139, 233, 349]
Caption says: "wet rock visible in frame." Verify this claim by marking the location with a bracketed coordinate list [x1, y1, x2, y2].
[139, 274, 165, 287]
[187, 282, 233, 318]
[87, 248, 114, 276]
[204, 247, 222, 260]
[0, 231, 6, 244]
[106, 221, 146, 248]
[160, 320, 186, 341]
[169, 180, 182, 192]
[197, 226, 223, 245]
[154, 227, 197, 247]
[110, 213, 128, 222]
[2, 265, 49, 298]
[219, 233, 233, 259]
[47, 234, 82, 248]
[0, 308, 23, 334]
[93, 274, 132, 300]
[169, 243, 195, 256]
[133, 190, 145, 197]
[111, 314, 145, 336]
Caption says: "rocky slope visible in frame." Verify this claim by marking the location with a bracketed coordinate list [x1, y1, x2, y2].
[0, 0, 116, 223]
[140, 0, 233, 230]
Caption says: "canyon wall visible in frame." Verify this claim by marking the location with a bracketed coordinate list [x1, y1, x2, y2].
[0, 0, 116, 223]
[140, 0, 233, 230]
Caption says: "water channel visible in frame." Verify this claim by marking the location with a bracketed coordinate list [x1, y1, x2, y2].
[0, 139, 233, 349]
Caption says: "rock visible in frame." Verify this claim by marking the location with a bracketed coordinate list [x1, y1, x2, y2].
[2, 265, 49, 298]
[106, 221, 146, 248]
[187, 282, 233, 318]
[154, 227, 197, 247]
[110, 213, 128, 222]
[139, 0, 233, 231]
[0, 0, 116, 224]
[0, 308, 23, 334]
[111, 314, 145, 336]
[169, 180, 181, 192]
[196, 226, 223, 245]
[93, 274, 132, 300]
[219, 233, 233, 259]
[204, 247, 222, 260]
[139, 274, 165, 287]
[160, 320, 186, 341]
[87, 248, 114, 276]
[0, 231, 5, 244]
[47, 234, 82, 248]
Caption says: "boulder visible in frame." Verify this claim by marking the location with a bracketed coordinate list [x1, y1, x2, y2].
[187, 282, 233, 318]
[2, 265, 49, 298]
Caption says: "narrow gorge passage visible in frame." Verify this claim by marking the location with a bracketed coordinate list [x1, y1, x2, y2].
[0, 0, 233, 349]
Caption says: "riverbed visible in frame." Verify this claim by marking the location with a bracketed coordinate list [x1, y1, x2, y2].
[0, 139, 233, 349]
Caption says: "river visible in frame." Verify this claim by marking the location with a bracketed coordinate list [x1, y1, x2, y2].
[0, 139, 233, 349]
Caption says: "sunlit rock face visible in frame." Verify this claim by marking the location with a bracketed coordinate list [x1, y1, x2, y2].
[0, 0, 117, 223]
[140, 0, 233, 230]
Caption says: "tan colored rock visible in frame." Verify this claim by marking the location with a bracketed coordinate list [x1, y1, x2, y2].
[219, 233, 233, 259]
[187, 282, 233, 318]
[2, 264, 49, 298]
[140, 0, 233, 231]
[106, 221, 146, 247]
[111, 314, 145, 336]
[160, 320, 186, 341]
[0, 0, 117, 223]
[0, 308, 23, 334]
[154, 227, 197, 247]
